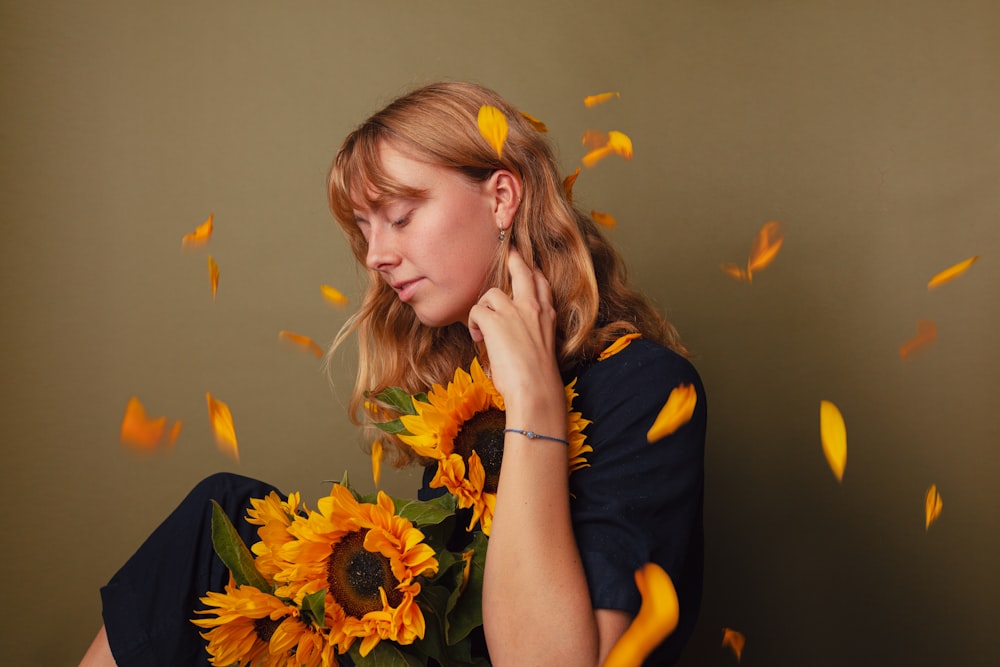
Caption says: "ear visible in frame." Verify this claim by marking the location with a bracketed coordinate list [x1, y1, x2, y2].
[486, 169, 522, 232]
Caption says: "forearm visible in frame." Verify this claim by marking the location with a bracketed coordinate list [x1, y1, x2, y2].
[483, 421, 600, 666]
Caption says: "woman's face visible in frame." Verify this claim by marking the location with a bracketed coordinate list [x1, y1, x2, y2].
[351, 142, 504, 328]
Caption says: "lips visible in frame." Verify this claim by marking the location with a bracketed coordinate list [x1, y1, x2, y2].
[391, 277, 423, 303]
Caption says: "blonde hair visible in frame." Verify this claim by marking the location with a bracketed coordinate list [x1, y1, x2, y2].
[327, 81, 686, 466]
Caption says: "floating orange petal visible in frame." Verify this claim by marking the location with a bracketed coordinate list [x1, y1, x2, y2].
[584, 91, 621, 107]
[120, 396, 182, 452]
[925, 484, 943, 531]
[206, 392, 239, 462]
[720, 262, 750, 282]
[582, 145, 614, 168]
[928, 255, 979, 289]
[278, 330, 324, 358]
[591, 210, 617, 228]
[563, 167, 581, 203]
[607, 131, 634, 160]
[746, 221, 784, 277]
[602, 563, 679, 667]
[581, 129, 610, 149]
[819, 400, 847, 482]
[477, 105, 508, 159]
[207, 256, 219, 301]
[371, 440, 383, 487]
[182, 213, 213, 249]
[321, 284, 349, 308]
[647, 384, 697, 443]
[598, 333, 642, 361]
[899, 319, 937, 360]
[722, 628, 746, 662]
[582, 130, 634, 168]
[519, 111, 548, 132]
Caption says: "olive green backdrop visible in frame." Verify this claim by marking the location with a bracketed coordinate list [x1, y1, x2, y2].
[2, 1, 997, 665]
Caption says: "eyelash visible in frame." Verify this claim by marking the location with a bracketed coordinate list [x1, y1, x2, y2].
[391, 212, 412, 228]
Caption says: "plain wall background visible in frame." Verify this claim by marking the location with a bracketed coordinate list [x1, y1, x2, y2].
[2, 1, 997, 665]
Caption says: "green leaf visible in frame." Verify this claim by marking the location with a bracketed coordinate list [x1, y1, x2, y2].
[374, 418, 409, 435]
[446, 531, 487, 645]
[348, 639, 426, 667]
[301, 588, 326, 629]
[394, 493, 457, 526]
[209, 500, 271, 593]
[375, 386, 419, 416]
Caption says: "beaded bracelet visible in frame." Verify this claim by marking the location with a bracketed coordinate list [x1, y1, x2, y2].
[503, 428, 569, 446]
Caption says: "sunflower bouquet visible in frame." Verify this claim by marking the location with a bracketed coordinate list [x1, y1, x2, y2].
[192, 476, 489, 667]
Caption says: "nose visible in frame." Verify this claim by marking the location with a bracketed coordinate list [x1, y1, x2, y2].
[364, 225, 401, 272]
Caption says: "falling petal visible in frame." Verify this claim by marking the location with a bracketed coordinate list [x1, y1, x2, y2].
[721, 628, 746, 662]
[581, 129, 610, 149]
[925, 484, 943, 531]
[278, 330, 324, 358]
[206, 392, 239, 462]
[720, 263, 750, 282]
[819, 400, 847, 482]
[591, 210, 618, 228]
[519, 111, 548, 132]
[182, 213, 213, 249]
[370, 440, 383, 487]
[928, 255, 979, 289]
[321, 284, 349, 308]
[899, 319, 938, 360]
[207, 256, 219, 301]
[460, 549, 474, 592]
[582, 145, 615, 168]
[602, 563, 679, 667]
[746, 221, 784, 277]
[563, 167, 581, 203]
[646, 384, 697, 443]
[477, 105, 508, 159]
[120, 396, 181, 452]
[607, 131, 634, 160]
[584, 91, 621, 107]
[598, 333, 643, 362]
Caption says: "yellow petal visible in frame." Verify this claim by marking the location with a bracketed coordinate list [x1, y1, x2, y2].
[721, 628, 746, 662]
[607, 131, 634, 160]
[278, 330, 324, 358]
[563, 167, 581, 203]
[519, 110, 548, 132]
[591, 210, 617, 228]
[582, 145, 614, 168]
[746, 220, 784, 276]
[120, 396, 181, 452]
[598, 333, 642, 362]
[207, 255, 219, 301]
[581, 129, 610, 149]
[602, 563, 679, 667]
[182, 213, 213, 249]
[720, 262, 750, 282]
[584, 91, 621, 107]
[320, 284, 349, 308]
[925, 484, 943, 531]
[646, 384, 697, 443]
[206, 392, 239, 462]
[477, 105, 509, 159]
[928, 255, 979, 289]
[371, 440, 383, 487]
[899, 319, 937, 361]
[819, 400, 847, 482]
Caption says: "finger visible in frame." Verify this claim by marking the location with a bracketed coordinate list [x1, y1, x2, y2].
[533, 269, 554, 310]
[507, 247, 538, 301]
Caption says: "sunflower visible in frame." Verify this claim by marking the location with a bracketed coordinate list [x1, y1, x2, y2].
[396, 358, 590, 535]
[245, 490, 305, 579]
[274, 484, 438, 657]
[191, 580, 299, 667]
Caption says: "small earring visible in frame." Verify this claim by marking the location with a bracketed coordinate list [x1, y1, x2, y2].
[498, 229, 506, 242]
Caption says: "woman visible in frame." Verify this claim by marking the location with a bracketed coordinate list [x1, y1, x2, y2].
[81, 81, 705, 666]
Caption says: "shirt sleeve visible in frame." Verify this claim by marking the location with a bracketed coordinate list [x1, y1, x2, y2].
[567, 339, 706, 664]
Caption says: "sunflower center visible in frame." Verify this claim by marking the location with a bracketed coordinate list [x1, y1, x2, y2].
[453, 407, 505, 494]
[253, 616, 281, 644]
[327, 529, 403, 619]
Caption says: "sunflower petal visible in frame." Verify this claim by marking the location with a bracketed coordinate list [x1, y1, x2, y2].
[321, 284, 349, 307]
[607, 131, 634, 160]
[899, 319, 937, 360]
[206, 392, 239, 461]
[819, 400, 847, 482]
[598, 333, 642, 362]
[581, 129, 610, 149]
[591, 210, 617, 228]
[602, 563, 679, 667]
[278, 330, 324, 358]
[925, 484, 943, 531]
[584, 91, 621, 107]
[120, 396, 181, 451]
[722, 627, 746, 662]
[207, 255, 220, 301]
[646, 385, 697, 443]
[371, 440, 383, 487]
[182, 213, 213, 249]
[720, 262, 750, 282]
[519, 110, 548, 132]
[746, 221, 784, 275]
[563, 167, 581, 203]
[477, 105, 508, 159]
[928, 255, 979, 289]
